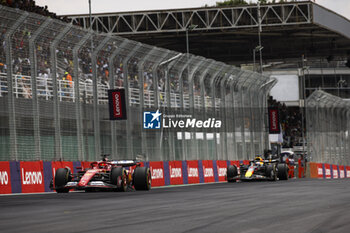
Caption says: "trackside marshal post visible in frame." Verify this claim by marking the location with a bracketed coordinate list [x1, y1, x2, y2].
[108, 89, 127, 120]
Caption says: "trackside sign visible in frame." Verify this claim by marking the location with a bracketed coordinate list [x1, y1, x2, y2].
[20, 161, 45, 193]
[108, 89, 127, 120]
[0, 162, 11, 194]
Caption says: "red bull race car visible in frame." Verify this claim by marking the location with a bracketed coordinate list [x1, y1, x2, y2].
[50, 156, 151, 193]
[227, 156, 289, 182]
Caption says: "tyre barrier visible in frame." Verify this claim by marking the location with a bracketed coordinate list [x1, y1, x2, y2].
[1, 160, 349, 194]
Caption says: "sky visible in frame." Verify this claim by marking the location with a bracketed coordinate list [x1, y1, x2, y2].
[35, 0, 350, 20]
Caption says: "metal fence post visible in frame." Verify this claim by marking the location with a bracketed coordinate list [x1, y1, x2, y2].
[29, 18, 52, 160]
[122, 42, 142, 158]
[5, 12, 29, 160]
[188, 59, 207, 160]
[73, 32, 93, 161]
[108, 40, 129, 159]
[92, 35, 111, 159]
[209, 65, 231, 160]
[199, 61, 217, 160]
[50, 24, 72, 160]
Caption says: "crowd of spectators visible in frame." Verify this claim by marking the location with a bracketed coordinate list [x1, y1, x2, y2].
[268, 96, 304, 148]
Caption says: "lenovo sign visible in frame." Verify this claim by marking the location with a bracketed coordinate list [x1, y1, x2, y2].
[108, 89, 127, 120]
[268, 108, 280, 134]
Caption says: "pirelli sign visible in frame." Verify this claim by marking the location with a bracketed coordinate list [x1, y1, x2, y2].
[108, 89, 127, 120]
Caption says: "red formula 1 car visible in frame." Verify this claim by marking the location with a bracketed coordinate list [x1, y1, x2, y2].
[50, 156, 151, 193]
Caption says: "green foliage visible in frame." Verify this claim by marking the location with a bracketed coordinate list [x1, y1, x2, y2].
[216, 0, 248, 7]
[215, 0, 289, 7]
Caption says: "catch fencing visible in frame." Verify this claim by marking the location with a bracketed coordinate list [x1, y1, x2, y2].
[306, 90, 350, 165]
[0, 5, 275, 162]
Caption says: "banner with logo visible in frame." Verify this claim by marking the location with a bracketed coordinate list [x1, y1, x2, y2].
[168, 161, 183, 185]
[186, 160, 200, 184]
[201, 160, 215, 183]
[20, 161, 45, 193]
[338, 165, 345, 178]
[0, 161, 11, 194]
[324, 164, 331, 179]
[332, 165, 339, 179]
[346, 166, 350, 178]
[268, 107, 281, 134]
[216, 160, 228, 182]
[108, 89, 127, 120]
[149, 161, 165, 187]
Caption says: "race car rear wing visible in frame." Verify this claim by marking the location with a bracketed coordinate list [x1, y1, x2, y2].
[110, 160, 141, 167]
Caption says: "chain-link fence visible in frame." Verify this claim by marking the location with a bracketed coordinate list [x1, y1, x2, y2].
[306, 90, 350, 165]
[0, 5, 275, 161]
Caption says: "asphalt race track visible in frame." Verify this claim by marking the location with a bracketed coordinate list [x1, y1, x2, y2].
[1, 179, 350, 233]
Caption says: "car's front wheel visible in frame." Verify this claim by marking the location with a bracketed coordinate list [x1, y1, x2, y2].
[133, 167, 151, 191]
[111, 167, 127, 192]
[227, 165, 238, 182]
[54, 168, 71, 193]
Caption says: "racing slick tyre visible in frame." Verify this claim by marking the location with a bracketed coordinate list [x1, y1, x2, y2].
[266, 164, 277, 181]
[133, 167, 151, 191]
[227, 165, 238, 183]
[277, 164, 289, 180]
[55, 168, 71, 193]
[111, 167, 127, 192]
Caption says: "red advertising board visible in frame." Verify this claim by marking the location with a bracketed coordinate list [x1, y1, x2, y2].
[0, 161, 11, 194]
[332, 165, 339, 179]
[216, 160, 228, 182]
[338, 165, 345, 178]
[80, 161, 92, 171]
[149, 161, 165, 187]
[324, 164, 331, 179]
[186, 160, 200, 184]
[268, 107, 280, 134]
[316, 163, 324, 179]
[202, 160, 215, 183]
[108, 89, 127, 120]
[346, 166, 350, 178]
[51, 161, 74, 178]
[168, 161, 183, 185]
[20, 161, 45, 193]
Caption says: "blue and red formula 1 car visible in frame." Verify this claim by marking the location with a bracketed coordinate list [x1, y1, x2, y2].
[227, 156, 289, 182]
[50, 155, 151, 193]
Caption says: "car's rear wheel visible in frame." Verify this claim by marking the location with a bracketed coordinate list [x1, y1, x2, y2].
[55, 168, 71, 193]
[277, 164, 289, 180]
[266, 164, 277, 181]
[111, 167, 127, 192]
[133, 167, 151, 191]
[227, 165, 238, 182]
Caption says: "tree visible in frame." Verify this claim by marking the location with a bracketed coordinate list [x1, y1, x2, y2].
[216, 0, 248, 7]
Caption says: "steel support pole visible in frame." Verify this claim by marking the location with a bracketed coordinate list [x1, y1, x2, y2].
[198, 61, 217, 160]
[174, 56, 196, 161]
[91, 35, 111, 159]
[50, 24, 72, 160]
[29, 18, 52, 160]
[122, 43, 142, 158]
[188, 59, 208, 160]
[108, 40, 130, 159]
[73, 32, 93, 161]
[5, 12, 28, 160]
[209, 65, 230, 160]
[188, 58, 207, 159]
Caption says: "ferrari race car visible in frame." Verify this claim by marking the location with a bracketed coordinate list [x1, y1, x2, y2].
[227, 156, 289, 182]
[50, 156, 151, 193]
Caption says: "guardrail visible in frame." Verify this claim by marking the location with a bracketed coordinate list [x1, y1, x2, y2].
[0, 73, 221, 108]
